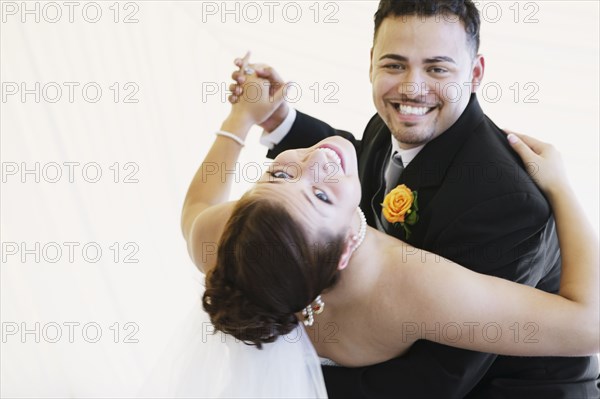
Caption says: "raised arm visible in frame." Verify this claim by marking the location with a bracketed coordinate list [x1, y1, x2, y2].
[402, 133, 599, 356]
[181, 55, 285, 272]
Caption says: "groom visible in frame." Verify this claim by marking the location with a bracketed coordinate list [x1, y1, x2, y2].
[231, 1, 600, 397]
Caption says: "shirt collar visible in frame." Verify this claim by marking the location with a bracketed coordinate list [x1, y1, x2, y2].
[391, 137, 425, 167]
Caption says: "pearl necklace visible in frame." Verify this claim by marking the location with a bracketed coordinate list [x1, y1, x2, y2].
[350, 207, 367, 255]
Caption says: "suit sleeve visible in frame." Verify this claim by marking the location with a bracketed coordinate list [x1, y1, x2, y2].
[324, 192, 560, 399]
[435, 191, 558, 286]
[267, 111, 358, 159]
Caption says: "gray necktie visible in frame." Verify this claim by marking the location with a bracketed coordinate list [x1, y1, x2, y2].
[379, 151, 405, 231]
[384, 151, 404, 195]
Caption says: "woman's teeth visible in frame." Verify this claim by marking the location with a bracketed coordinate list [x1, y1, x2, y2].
[317, 148, 342, 166]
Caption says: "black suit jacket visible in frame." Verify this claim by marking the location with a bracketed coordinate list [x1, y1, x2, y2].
[268, 95, 599, 398]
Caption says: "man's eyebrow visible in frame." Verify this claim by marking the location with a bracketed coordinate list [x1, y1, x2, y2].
[379, 54, 408, 62]
[378, 54, 456, 64]
[423, 56, 456, 64]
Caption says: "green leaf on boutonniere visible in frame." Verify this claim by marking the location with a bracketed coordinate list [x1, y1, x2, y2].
[402, 223, 412, 240]
[405, 210, 418, 225]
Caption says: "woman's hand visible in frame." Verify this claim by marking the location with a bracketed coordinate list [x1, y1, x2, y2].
[227, 52, 287, 127]
[506, 131, 569, 199]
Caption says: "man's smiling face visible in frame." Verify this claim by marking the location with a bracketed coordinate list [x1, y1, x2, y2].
[370, 15, 484, 149]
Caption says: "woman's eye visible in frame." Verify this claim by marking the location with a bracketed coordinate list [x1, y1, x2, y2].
[313, 188, 331, 204]
[271, 170, 291, 179]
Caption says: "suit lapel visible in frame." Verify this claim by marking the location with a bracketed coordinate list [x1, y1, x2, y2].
[356, 115, 409, 240]
[399, 95, 485, 190]
[358, 116, 391, 230]
[359, 95, 485, 242]
[371, 149, 391, 232]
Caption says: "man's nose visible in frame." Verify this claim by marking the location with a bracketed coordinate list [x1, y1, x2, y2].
[397, 69, 430, 98]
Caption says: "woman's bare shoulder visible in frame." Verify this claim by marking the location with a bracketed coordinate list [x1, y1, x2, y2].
[186, 201, 236, 273]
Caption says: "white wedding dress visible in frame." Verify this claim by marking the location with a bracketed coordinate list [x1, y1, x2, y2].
[138, 286, 328, 398]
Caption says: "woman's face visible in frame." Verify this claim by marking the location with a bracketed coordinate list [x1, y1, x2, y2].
[251, 136, 361, 241]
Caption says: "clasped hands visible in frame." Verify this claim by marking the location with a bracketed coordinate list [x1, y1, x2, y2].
[227, 51, 290, 132]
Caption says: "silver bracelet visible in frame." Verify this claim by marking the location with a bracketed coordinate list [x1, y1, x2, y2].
[215, 130, 245, 147]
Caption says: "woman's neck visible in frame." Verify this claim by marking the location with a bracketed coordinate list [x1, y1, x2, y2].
[322, 227, 389, 307]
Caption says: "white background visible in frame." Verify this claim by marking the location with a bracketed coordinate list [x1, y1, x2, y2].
[1, 1, 598, 397]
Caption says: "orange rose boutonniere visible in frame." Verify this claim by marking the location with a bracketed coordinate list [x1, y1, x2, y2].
[381, 184, 419, 239]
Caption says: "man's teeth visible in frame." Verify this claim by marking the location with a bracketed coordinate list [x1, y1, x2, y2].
[318, 148, 342, 166]
[395, 104, 431, 116]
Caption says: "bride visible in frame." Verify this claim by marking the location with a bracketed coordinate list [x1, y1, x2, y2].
[141, 70, 598, 397]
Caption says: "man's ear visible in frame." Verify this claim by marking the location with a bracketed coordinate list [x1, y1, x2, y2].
[369, 47, 374, 83]
[470, 54, 485, 92]
[337, 236, 357, 271]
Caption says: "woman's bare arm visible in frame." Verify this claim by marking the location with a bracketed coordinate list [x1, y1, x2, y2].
[180, 114, 251, 273]
[181, 54, 286, 272]
[393, 134, 599, 357]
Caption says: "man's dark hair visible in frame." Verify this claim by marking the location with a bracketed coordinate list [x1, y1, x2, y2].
[374, 0, 481, 57]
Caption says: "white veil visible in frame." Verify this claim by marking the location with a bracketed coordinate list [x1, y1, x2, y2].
[138, 285, 327, 398]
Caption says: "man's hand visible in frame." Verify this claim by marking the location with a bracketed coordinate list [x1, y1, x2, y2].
[226, 53, 286, 128]
[229, 53, 290, 132]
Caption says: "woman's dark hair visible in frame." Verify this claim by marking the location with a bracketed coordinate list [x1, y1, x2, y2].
[202, 193, 346, 349]
[373, 0, 481, 57]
